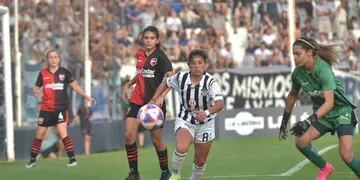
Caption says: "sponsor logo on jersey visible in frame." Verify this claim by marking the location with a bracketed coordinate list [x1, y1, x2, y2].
[149, 58, 158, 66]
[45, 83, 64, 90]
[59, 74, 65, 81]
[138, 68, 155, 78]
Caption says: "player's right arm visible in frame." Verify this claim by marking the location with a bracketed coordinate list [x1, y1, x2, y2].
[122, 75, 137, 101]
[33, 71, 43, 98]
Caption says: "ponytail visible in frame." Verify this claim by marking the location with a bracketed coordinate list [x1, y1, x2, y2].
[293, 37, 339, 65]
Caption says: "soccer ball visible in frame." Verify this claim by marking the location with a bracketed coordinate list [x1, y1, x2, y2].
[137, 103, 164, 130]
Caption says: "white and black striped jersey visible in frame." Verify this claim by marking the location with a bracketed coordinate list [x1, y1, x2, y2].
[167, 71, 223, 124]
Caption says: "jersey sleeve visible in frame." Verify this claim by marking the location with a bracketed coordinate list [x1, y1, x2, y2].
[209, 78, 223, 102]
[318, 66, 336, 91]
[166, 72, 180, 90]
[159, 52, 173, 73]
[65, 68, 75, 84]
[35, 71, 43, 87]
[291, 72, 301, 90]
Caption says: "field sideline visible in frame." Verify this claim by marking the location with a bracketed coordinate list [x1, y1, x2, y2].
[0, 135, 358, 180]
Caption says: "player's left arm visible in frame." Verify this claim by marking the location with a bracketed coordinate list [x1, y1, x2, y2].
[315, 67, 336, 119]
[150, 70, 174, 106]
[70, 81, 96, 105]
[196, 78, 224, 122]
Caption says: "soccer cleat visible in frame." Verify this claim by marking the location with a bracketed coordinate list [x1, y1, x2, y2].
[67, 159, 78, 167]
[169, 174, 180, 180]
[25, 160, 36, 168]
[316, 162, 334, 180]
[159, 169, 171, 180]
[125, 171, 140, 180]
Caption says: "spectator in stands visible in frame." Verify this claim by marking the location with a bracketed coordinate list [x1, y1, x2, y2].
[77, 99, 92, 155]
[166, 9, 183, 33]
[315, 0, 333, 38]
[25, 49, 96, 168]
[254, 41, 273, 67]
[334, 0, 348, 40]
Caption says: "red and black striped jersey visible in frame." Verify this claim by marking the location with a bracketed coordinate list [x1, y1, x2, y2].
[35, 67, 75, 111]
[130, 47, 173, 105]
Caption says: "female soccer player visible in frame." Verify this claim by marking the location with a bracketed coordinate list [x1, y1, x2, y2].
[279, 38, 360, 179]
[26, 49, 96, 168]
[151, 49, 224, 180]
[123, 26, 173, 180]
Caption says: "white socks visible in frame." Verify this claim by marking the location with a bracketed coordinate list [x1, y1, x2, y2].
[190, 163, 206, 180]
[171, 149, 187, 176]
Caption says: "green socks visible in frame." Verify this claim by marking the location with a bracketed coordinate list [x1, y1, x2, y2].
[298, 144, 326, 168]
[347, 158, 360, 177]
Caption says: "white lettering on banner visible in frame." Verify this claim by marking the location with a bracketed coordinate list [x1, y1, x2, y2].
[44, 83, 64, 90]
[225, 111, 311, 135]
[213, 72, 291, 109]
[225, 112, 264, 135]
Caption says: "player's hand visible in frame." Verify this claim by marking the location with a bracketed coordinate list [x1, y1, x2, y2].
[33, 87, 41, 98]
[195, 111, 207, 122]
[279, 111, 290, 141]
[154, 96, 164, 108]
[86, 96, 96, 105]
[290, 113, 318, 137]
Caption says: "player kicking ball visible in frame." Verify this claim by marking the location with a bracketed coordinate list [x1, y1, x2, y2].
[151, 50, 224, 180]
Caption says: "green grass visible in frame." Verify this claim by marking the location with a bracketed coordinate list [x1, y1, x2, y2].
[0, 135, 359, 180]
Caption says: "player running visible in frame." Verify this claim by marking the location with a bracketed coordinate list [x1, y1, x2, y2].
[279, 38, 360, 180]
[151, 49, 224, 180]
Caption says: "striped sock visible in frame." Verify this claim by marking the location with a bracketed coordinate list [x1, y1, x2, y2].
[30, 138, 42, 161]
[62, 136, 75, 160]
[125, 143, 138, 173]
[157, 148, 169, 171]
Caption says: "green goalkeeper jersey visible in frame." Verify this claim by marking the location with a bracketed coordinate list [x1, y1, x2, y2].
[291, 58, 356, 119]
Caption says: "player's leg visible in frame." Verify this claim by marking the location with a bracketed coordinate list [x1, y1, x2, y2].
[296, 125, 327, 168]
[169, 125, 193, 180]
[190, 120, 215, 180]
[190, 142, 212, 180]
[338, 112, 360, 178]
[151, 127, 171, 179]
[56, 111, 77, 167]
[124, 103, 141, 179]
[25, 125, 48, 168]
[26, 110, 51, 168]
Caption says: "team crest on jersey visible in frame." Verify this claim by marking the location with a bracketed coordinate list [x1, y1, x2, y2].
[59, 74, 65, 81]
[188, 99, 196, 108]
[38, 117, 44, 125]
[149, 58, 158, 66]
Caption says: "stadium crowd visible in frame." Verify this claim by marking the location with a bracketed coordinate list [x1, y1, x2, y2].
[0, 0, 359, 121]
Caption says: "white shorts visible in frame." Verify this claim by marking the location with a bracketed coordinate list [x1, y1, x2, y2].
[174, 118, 215, 143]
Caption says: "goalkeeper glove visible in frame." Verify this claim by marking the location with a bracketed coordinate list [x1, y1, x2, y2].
[279, 111, 291, 140]
[290, 113, 318, 137]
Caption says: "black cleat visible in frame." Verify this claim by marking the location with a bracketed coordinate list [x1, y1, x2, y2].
[25, 160, 36, 168]
[159, 169, 171, 180]
[125, 171, 140, 180]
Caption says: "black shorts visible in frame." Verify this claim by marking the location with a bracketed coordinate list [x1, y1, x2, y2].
[126, 102, 167, 128]
[80, 120, 92, 136]
[38, 110, 69, 127]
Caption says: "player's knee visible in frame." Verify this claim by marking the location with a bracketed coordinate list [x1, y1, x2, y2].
[124, 131, 136, 143]
[340, 149, 353, 163]
[295, 137, 309, 149]
[175, 146, 187, 154]
[151, 137, 164, 149]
